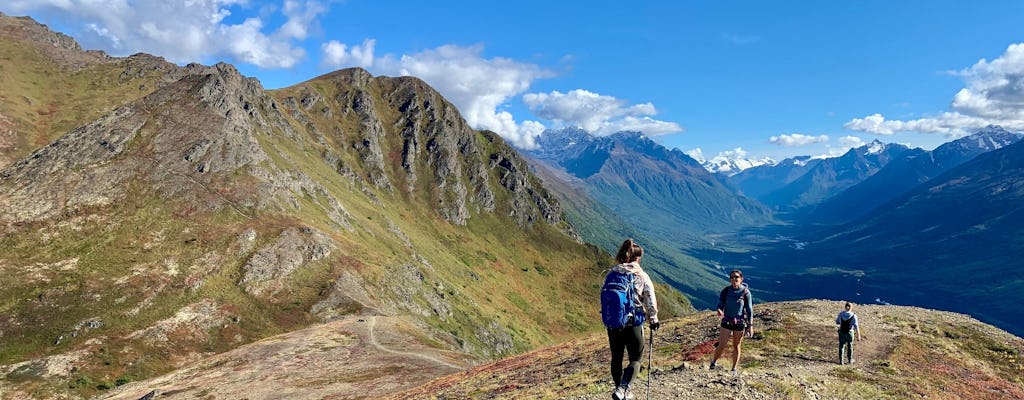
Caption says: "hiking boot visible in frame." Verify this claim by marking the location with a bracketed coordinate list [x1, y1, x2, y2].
[731, 368, 739, 377]
[624, 387, 635, 400]
[708, 361, 717, 370]
[612, 385, 626, 400]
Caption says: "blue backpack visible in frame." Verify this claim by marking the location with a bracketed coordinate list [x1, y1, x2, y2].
[601, 270, 646, 329]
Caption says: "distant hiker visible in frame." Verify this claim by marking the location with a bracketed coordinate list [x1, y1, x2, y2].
[601, 238, 659, 400]
[836, 302, 862, 365]
[708, 269, 753, 376]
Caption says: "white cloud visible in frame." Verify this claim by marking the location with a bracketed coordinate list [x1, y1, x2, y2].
[846, 42, 1024, 136]
[838, 136, 866, 148]
[685, 148, 705, 162]
[522, 89, 682, 136]
[843, 112, 993, 136]
[321, 39, 376, 69]
[717, 147, 749, 159]
[279, 0, 325, 41]
[3, 0, 322, 69]
[769, 133, 829, 146]
[366, 44, 555, 149]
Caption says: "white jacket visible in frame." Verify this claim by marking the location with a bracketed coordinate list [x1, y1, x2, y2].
[608, 261, 659, 324]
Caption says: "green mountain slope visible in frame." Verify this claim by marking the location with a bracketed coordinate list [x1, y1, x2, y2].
[0, 16, 690, 398]
[532, 156, 724, 310]
[0, 13, 184, 169]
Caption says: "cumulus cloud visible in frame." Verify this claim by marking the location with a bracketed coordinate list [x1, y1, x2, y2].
[522, 89, 682, 136]
[838, 136, 866, 148]
[685, 148, 705, 162]
[3, 0, 323, 68]
[845, 43, 1024, 136]
[321, 39, 376, 69]
[363, 44, 555, 149]
[769, 133, 829, 146]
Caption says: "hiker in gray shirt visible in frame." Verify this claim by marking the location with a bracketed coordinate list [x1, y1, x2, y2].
[836, 302, 862, 365]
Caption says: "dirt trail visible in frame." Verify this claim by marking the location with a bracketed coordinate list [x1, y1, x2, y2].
[365, 316, 465, 371]
[98, 316, 472, 400]
[573, 301, 900, 400]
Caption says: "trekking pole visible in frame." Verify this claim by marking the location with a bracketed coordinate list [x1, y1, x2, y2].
[647, 328, 655, 400]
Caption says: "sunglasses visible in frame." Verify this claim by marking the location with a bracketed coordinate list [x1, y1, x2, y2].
[730, 275, 741, 279]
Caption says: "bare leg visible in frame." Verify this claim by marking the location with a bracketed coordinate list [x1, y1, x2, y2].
[730, 329, 744, 369]
[711, 327, 731, 364]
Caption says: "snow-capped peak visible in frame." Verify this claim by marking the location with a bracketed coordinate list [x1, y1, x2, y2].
[696, 148, 776, 175]
[865, 140, 886, 155]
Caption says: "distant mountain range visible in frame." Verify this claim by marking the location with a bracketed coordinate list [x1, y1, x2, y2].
[699, 153, 776, 176]
[800, 126, 1023, 223]
[799, 134, 1024, 334]
[524, 127, 774, 308]
[530, 128, 773, 236]
[710, 125, 1024, 335]
[726, 155, 822, 200]
[754, 140, 912, 211]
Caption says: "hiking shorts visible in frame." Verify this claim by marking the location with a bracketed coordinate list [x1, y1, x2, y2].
[721, 318, 747, 332]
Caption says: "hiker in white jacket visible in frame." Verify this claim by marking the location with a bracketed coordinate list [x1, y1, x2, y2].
[602, 239, 659, 400]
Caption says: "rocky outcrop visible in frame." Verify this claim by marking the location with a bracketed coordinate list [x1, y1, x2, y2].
[239, 226, 333, 296]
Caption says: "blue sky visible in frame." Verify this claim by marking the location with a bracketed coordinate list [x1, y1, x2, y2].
[4, 1, 1024, 163]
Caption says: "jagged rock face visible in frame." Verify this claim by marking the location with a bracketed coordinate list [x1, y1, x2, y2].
[0, 58, 572, 233]
[277, 68, 572, 232]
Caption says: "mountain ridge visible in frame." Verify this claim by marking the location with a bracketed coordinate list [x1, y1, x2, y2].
[757, 140, 911, 211]
[0, 14, 656, 399]
[800, 126, 1023, 224]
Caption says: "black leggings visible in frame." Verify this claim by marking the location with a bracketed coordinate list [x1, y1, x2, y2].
[607, 325, 645, 387]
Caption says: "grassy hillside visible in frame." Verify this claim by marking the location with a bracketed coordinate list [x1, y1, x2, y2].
[0, 29, 690, 398]
[0, 15, 178, 168]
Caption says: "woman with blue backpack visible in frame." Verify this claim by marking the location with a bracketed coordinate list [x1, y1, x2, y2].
[600, 238, 660, 400]
[709, 269, 753, 377]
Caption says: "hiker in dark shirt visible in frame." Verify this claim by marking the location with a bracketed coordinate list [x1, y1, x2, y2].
[835, 302, 862, 364]
[709, 269, 753, 376]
